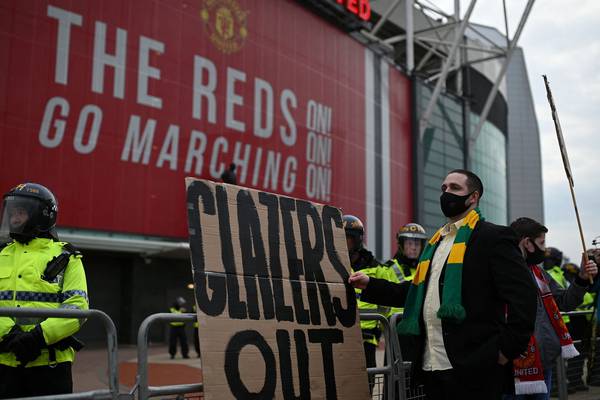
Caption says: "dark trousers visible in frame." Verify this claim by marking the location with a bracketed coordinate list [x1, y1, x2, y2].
[0, 362, 72, 398]
[193, 327, 200, 356]
[364, 342, 377, 393]
[169, 325, 189, 357]
[423, 367, 504, 400]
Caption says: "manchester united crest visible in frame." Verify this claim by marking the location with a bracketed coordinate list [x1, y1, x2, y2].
[200, 0, 248, 54]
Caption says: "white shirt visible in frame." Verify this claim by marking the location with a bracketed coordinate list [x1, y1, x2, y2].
[422, 217, 464, 371]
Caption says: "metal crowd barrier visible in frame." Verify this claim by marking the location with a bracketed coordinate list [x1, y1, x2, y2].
[0, 307, 120, 400]
[134, 312, 405, 400]
[554, 309, 596, 400]
[134, 313, 202, 399]
[389, 312, 426, 400]
[360, 312, 398, 400]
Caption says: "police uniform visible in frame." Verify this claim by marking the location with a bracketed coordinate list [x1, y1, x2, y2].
[169, 297, 189, 359]
[0, 183, 88, 398]
[343, 215, 399, 393]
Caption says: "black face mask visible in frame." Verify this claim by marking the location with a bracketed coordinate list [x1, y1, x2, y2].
[526, 240, 545, 265]
[440, 191, 474, 218]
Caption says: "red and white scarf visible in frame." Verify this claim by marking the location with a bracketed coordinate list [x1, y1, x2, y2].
[512, 264, 579, 395]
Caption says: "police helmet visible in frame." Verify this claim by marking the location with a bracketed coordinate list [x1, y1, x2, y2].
[175, 296, 187, 307]
[396, 223, 428, 242]
[1, 183, 58, 243]
[342, 215, 364, 239]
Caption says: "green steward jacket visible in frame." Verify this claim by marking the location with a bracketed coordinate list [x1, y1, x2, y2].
[0, 238, 88, 367]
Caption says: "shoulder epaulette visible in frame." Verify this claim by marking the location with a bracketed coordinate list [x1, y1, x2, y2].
[60, 242, 82, 257]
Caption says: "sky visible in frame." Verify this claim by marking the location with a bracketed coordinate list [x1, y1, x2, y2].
[434, 0, 600, 264]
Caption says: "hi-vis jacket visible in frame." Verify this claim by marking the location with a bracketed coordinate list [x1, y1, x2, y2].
[169, 307, 185, 327]
[383, 257, 416, 317]
[0, 238, 88, 367]
[352, 247, 400, 346]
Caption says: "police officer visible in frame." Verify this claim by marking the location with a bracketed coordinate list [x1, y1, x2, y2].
[385, 223, 428, 283]
[545, 247, 568, 287]
[0, 183, 88, 398]
[169, 296, 189, 359]
[343, 215, 399, 393]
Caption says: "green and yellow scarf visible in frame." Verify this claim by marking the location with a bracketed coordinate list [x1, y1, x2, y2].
[397, 208, 482, 336]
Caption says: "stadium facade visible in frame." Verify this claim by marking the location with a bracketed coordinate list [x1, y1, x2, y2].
[0, 0, 542, 343]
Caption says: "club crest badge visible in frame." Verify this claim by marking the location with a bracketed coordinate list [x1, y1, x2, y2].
[200, 0, 248, 54]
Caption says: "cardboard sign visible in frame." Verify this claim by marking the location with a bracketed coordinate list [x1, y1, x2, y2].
[186, 178, 369, 399]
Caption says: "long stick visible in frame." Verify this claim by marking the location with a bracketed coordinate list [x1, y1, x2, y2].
[542, 75, 591, 282]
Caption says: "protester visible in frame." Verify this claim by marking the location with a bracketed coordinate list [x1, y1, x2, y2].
[221, 163, 237, 185]
[561, 262, 595, 393]
[584, 249, 600, 387]
[349, 169, 537, 400]
[503, 217, 597, 399]
[0, 183, 88, 397]
[168, 297, 189, 359]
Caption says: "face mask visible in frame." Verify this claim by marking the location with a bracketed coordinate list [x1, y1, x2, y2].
[526, 239, 545, 265]
[440, 191, 474, 218]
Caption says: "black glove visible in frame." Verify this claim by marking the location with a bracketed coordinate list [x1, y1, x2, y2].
[7, 325, 46, 365]
[0, 325, 22, 352]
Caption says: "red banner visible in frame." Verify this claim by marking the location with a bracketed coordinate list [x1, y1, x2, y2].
[0, 0, 411, 242]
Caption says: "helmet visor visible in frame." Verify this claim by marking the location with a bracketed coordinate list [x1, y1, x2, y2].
[0, 196, 40, 240]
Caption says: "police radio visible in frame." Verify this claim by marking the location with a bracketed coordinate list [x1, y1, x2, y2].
[42, 243, 81, 282]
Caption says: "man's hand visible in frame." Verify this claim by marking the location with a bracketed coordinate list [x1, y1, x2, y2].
[498, 351, 509, 365]
[7, 325, 46, 366]
[348, 271, 370, 290]
[579, 256, 598, 281]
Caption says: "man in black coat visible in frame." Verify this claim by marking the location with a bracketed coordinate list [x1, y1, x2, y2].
[349, 169, 537, 400]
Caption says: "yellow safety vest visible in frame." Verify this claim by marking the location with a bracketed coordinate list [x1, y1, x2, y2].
[355, 265, 400, 346]
[169, 307, 185, 326]
[0, 238, 88, 367]
[547, 266, 570, 323]
[386, 259, 416, 317]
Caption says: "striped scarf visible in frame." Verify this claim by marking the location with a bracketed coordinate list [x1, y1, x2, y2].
[397, 208, 481, 335]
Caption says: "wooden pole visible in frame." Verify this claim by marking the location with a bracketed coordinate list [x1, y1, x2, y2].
[543, 75, 592, 282]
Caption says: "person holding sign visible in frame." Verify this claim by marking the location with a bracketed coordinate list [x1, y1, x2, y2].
[349, 169, 538, 399]
[503, 217, 597, 399]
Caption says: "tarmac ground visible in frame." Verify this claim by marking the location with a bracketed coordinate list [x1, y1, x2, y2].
[72, 344, 202, 397]
[71, 345, 600, 399]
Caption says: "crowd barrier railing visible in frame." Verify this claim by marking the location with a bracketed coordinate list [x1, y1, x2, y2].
[134, 313, 202, 399]
[0, 307, 120, 400]
[134, 312, 404, 400]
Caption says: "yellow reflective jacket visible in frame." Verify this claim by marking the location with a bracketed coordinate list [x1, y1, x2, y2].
[169, 307, 185, 326]
[0, 238, 88, 367]
[547, 265, 570, 323]
[384, 257, 416, 317]
[192, 304, 198, 328]
[352, 247, 400, 346]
